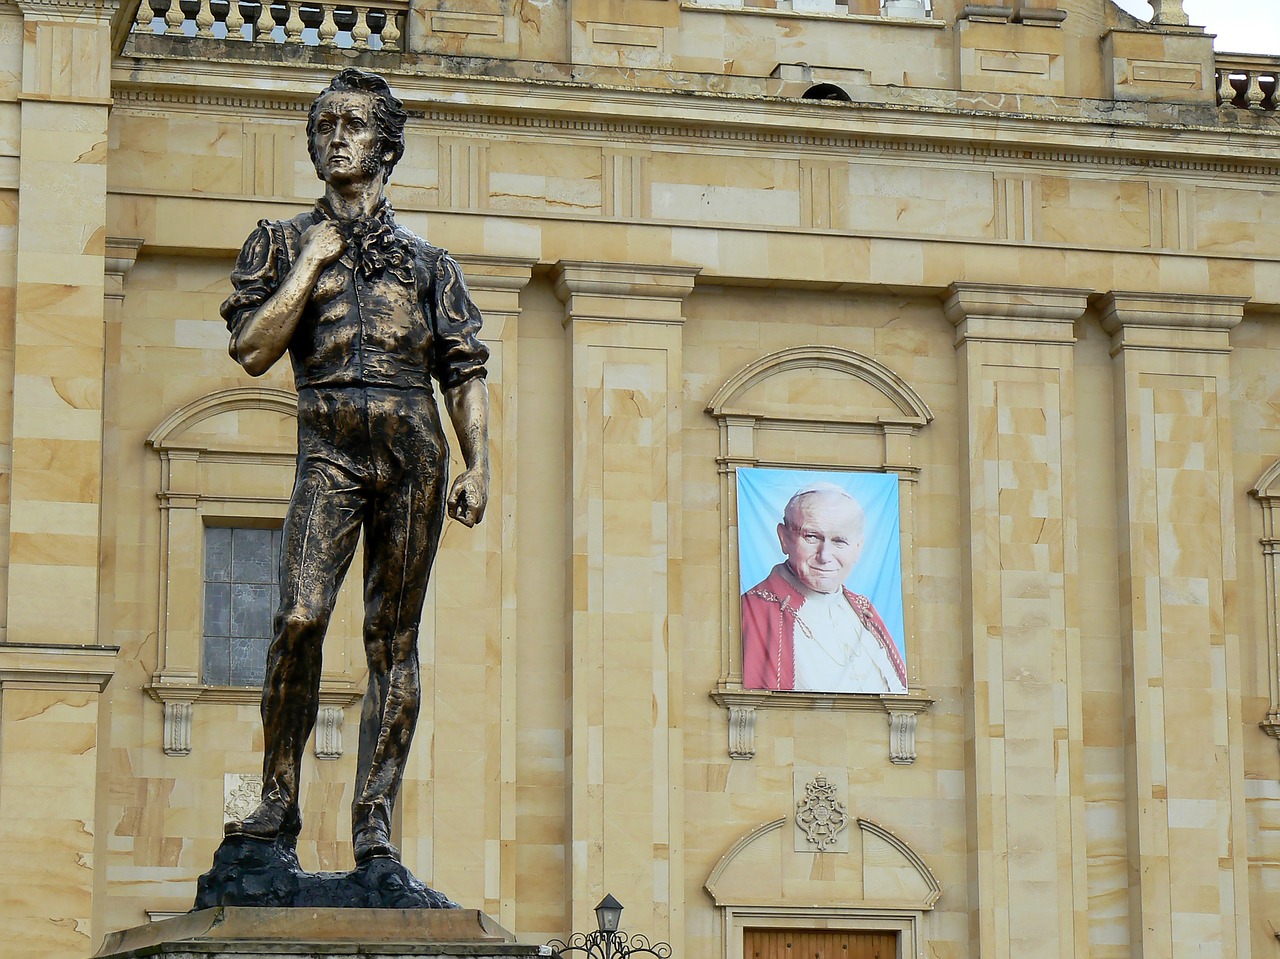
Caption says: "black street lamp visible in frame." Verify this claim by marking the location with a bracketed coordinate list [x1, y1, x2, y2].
[547, 895, 673, 959]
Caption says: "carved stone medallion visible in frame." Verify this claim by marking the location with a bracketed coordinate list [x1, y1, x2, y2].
[795, 773, 849, 852]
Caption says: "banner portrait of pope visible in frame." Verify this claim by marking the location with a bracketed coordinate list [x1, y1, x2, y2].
[737, 468, 907, 695]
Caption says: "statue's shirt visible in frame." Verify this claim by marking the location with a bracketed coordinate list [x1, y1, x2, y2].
[220, 199, 488, 393]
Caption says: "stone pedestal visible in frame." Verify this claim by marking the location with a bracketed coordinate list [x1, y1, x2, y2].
[93, 907, 552, 959]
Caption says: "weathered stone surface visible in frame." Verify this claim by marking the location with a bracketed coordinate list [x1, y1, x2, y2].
[194, 836, 458, 910]
[93, 906, 549, 959]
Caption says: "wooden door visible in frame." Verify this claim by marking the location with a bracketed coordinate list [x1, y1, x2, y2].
[743, 928, 898, 959]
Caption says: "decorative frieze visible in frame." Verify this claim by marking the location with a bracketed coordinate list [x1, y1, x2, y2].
[108, 75, 1280, 181]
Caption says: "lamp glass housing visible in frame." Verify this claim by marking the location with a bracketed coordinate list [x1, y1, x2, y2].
[594, 895, 623, 933]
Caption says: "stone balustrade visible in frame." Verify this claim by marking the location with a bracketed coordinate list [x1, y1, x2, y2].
[687, 0, 933, 16]
[1215, 54, 1279, 111]
[133, 0, 406, 49]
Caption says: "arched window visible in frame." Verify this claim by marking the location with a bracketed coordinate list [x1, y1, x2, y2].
[145, 387, 361, 757]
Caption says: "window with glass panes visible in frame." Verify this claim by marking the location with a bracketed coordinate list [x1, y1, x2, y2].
[202, 526, 282, 686]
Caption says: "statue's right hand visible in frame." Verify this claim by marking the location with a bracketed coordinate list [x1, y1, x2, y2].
[299, 220, 346, 267]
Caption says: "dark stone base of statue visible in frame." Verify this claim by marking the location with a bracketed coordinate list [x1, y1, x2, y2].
[194, 835, 458, 910]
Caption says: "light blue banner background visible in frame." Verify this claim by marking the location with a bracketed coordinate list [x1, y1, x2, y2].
[737, 467, 905, 656]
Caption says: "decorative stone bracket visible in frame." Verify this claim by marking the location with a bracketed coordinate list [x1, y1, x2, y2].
[1262, 712, 1280, 749]
[711, 687, 934, 763]
[147, 681, 362, 758]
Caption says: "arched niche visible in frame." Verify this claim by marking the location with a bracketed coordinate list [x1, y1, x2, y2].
[148, 386, 299, 455]
[704, 815, 939, 959]
[145, 388, 361, 758]
[1250, 462, 1280, 751]
[707, 345, 933, 428]
[707, 347, 935, 763]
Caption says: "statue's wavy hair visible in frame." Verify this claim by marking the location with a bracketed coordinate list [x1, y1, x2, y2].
[307, 69, 408, 179]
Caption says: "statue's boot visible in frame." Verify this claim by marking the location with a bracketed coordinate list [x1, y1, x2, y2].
[224, 795, 301, 842]
[352, 798, 398, 863]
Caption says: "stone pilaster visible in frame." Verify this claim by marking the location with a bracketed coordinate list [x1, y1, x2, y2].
[553, 260, 697, 941]
[7, 0, 116, 646]
[0, 3, 118, 956]
[401, 258, 534, 925]
[945, 282, 1090, 959]
[1098, 292, 1250, 959]
[0, 644, 116, 955]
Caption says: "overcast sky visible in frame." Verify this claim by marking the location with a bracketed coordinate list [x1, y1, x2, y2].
[1110, 0, 1280, 53]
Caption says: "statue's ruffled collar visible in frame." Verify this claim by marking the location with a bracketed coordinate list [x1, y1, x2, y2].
[314, 196, 415, 285]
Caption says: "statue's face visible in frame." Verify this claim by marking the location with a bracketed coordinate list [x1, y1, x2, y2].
[777, 493, 864, 594]
[311, 90, 382, 186]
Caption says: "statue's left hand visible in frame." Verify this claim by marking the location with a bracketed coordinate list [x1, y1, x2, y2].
[447, 466, 488, 527]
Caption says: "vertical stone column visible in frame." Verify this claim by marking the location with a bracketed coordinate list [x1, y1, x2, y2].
[1098, 293, 1249, 959]
[401, 258, 533, 925]
[0, 4, 117, 958]
[553, 261, 697, 942]
[0, 646, 116, 956]
[945, 283, 1090, 959]
[7, 0, 115, 646]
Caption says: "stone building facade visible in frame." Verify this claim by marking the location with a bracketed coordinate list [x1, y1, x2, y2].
[0, 0, 1277, 957]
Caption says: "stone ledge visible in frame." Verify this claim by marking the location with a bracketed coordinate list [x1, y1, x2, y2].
[94, 907, 550, 959]
[0, 642, 119, 688]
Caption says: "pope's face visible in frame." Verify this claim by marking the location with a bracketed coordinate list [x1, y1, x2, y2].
[312, 91, 382, 186]
[777, 494, 864, 594]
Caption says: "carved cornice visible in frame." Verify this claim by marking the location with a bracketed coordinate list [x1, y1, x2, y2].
[108, 78, 1280, 180]
[0, 643, 119, 688]
[711, 686, 933, 714]
[1097, 291, 1248, 355]
[146, 679, 361, 707]
[15, 0, 118, 17]
[554, 260, 700, 326]
[105, 236, 144, 301]
[710, 686, 934, 762]
[116, 88, 311, 116]
[945, 283, 1091, 347]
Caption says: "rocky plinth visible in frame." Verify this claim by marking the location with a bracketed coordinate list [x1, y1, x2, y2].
[194, 834, 458, 910]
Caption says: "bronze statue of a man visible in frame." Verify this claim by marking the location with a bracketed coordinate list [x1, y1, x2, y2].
[219, 69, 489, 865]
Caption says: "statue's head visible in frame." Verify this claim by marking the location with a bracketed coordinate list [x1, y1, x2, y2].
[307, 69, 407, 181]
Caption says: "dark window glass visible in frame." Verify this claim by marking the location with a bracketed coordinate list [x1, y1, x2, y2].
[202, 526, 281, 686]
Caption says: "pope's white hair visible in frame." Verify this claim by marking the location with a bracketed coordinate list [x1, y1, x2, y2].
[782, 482, 864, 534]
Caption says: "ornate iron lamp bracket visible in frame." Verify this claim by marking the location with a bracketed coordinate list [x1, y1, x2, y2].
[547, 929, 673, 959]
